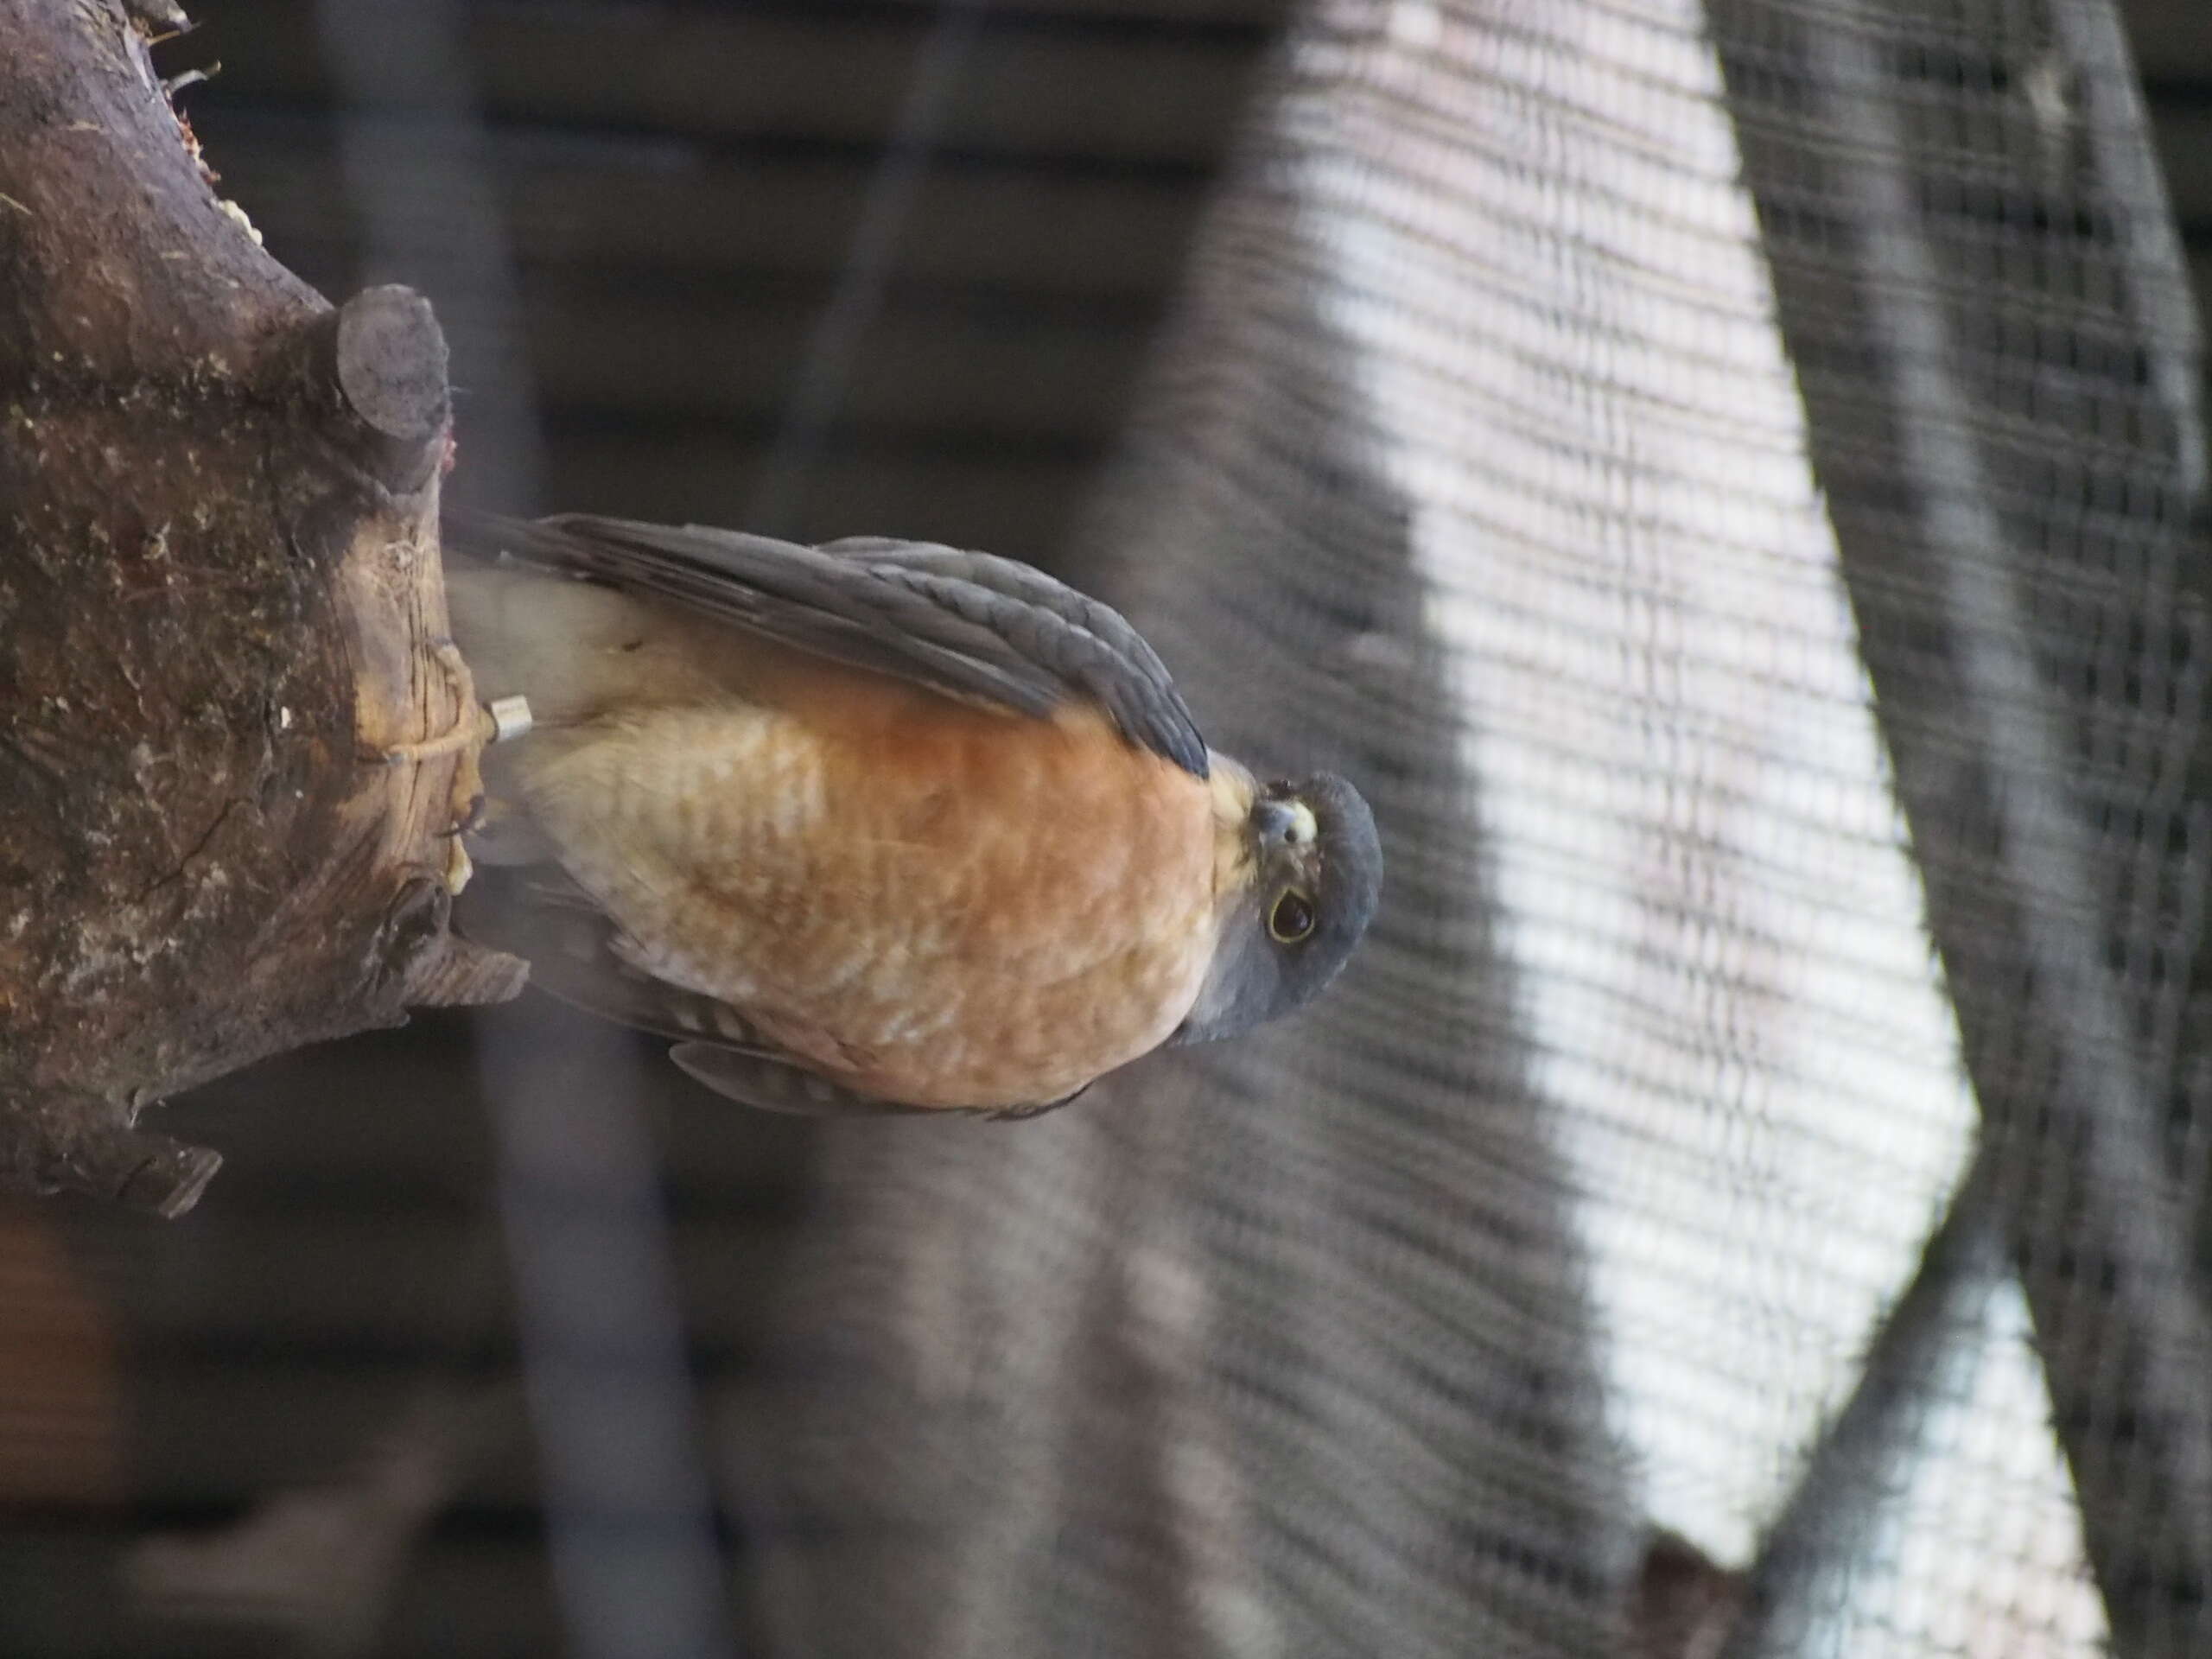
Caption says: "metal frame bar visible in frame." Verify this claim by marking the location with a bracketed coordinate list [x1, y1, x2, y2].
[315, 6, 737, 1654]
[1720, 1154, 2005, 1656]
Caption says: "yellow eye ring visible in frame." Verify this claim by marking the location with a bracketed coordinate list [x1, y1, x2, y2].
[1268, 889, 1318, 944]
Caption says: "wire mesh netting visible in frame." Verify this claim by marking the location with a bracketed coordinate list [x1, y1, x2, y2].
[3, 0, 2209, 1656]
[743, 2, 2212, 1656]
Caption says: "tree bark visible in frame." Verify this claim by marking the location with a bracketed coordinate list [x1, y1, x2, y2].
[0, 0, 524, 1217]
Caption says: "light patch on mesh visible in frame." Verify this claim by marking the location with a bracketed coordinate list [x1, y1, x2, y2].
[1300, 0, 2105, 1651]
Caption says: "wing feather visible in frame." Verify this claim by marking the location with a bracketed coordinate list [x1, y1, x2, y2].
[454, 868, 961, 1116]
[444, 510, 1209, 777]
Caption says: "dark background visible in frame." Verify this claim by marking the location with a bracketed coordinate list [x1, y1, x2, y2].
[1, 1, 2209, 1652]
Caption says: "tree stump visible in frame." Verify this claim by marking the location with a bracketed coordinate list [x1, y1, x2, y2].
[0, 0, 524, 1217]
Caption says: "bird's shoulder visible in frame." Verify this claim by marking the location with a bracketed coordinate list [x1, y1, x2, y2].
[443, 510, 1211, 777]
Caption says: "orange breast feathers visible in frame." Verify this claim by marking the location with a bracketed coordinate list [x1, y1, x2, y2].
[513, 665, 1228, 1109]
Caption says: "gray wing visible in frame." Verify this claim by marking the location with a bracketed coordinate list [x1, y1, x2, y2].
[450, 867, 947, 1117]
[443, 509, 1209, 778]
[669, 1045, 948, 1118]
[451, 865, 767, 1051]
[670, 1046, 1090, 1121]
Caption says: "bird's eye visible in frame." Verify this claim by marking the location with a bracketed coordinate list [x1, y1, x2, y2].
[1268, 889, 1318, 944]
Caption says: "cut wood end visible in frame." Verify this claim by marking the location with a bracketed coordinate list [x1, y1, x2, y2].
[122, 0, 191, 32]
[404, 935, 530, 1009]
[335, 286, 448, 445]
[0, 1111, 226, 1220]
[113, 1135, 223, 1219]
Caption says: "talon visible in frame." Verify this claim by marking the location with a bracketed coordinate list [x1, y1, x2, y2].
[440, 791, 488, 839]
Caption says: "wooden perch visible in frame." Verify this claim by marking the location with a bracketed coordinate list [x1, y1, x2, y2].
[0, 0, 524, 1217]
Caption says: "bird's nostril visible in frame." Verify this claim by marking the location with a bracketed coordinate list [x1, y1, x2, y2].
[1253, 800, 1296, 845]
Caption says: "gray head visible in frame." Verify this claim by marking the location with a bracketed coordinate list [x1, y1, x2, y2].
[1173, 771, 1383, 1046]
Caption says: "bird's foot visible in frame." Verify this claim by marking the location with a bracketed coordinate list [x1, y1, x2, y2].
[372, 642, 532, 766]
[371, 640, 483, 766]
[365, 641, 534, 894]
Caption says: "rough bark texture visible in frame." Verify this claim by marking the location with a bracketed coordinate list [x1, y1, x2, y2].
[0, 0, 524, 1217]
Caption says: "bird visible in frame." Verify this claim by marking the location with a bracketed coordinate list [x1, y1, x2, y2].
[439, 510, 1382, 1119]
